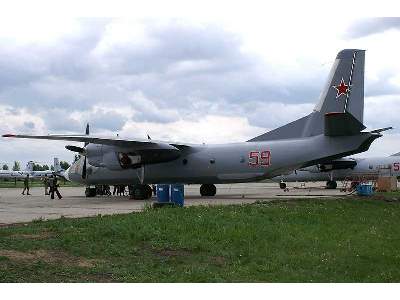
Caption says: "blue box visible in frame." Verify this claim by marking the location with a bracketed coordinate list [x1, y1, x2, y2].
[170, 184, 184, 207]
[356, 184, 374, 196]
[156, 184, 170, 202]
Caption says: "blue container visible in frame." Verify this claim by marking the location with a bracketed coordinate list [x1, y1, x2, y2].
[356, 184, 374, 196]
[156, 184, 170, 202]
[170, 184, 184, 207]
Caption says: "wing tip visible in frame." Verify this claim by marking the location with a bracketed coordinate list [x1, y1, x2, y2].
[2, 134, 16, 137]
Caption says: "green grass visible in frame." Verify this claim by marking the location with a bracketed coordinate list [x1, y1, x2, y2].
[1, 197, 400, 282]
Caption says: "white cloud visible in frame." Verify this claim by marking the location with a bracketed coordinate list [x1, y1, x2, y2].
[0, 16, 400, 165]
[121, 115, 264, 144]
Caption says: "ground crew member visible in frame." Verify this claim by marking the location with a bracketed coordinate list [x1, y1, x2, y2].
[50, 175, 62, 199]
[48, 175, 55, 199]
[22, 174, 31, 195]
[43, 174, 49, 195]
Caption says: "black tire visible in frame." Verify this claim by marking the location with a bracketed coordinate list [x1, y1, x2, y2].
[326, 180, 337, 189]
[279, 182, 287, 189]
[144, 185, 153, 199]
[131, 184, 153, 200]
[85, 187, 96, 197]
[200, 184, 217, 197]
[132, 185, 146, 200]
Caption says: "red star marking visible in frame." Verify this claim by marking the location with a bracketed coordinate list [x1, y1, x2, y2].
[333, 78, 349, 98]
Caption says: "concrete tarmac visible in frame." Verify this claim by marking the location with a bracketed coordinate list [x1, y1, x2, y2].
[0, 182, 347, 225]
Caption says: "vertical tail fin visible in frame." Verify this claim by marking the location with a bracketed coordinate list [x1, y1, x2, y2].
[54, 158, 61, 172]
[314, 49, 365, 122]
[25, 161, 34, 171]
[248, 49, 365, 142]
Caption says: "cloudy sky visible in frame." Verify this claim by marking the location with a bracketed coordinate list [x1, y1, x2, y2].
[0, 13, 400, 167]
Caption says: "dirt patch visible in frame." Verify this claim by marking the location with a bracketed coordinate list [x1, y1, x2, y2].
[11, 232, 54, 240]
[79, 273, 115, 283]
[0, 249, 98, 268]
[153, 248, 193, 257]
[210, 256, 226, 266]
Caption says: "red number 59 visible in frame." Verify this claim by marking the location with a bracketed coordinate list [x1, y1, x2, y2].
[248, 150, 271, 167]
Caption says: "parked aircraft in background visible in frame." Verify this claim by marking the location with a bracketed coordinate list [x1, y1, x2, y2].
[0, 158, 64, 179]
[273, 153, 400, 189]
[0, 161, 34, 179]
[3, 49, 389, 198]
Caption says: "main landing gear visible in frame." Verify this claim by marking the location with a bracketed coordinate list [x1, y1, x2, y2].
[85, 184, 153, 199]
[200, 184, 217, 196]
[326, 180, 337, 189]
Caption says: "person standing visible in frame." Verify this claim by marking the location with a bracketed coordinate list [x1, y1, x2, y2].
[50, 175, 62, 199]
[48, 175, 54, 198]
[22, 174, 31, 195]
[43, 174, 49, 195]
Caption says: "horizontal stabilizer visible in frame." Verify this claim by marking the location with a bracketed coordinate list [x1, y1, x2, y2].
[324, 112, 366, 136]
[370, 127, 393, 134]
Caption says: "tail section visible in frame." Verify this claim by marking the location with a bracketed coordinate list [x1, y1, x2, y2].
[25, 161, 34, 172]
[248, 49, 365, 142]
[54, 158, 61, 172]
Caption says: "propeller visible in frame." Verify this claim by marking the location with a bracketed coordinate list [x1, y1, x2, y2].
[82, 123, 89, 179]
[64, 123, 90, 179]
[65, 145, 85, 154]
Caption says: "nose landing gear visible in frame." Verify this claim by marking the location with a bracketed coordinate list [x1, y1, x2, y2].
[326, 180, 337, 189]
[200, 184, 217, 196]
[131, 184, 153, 200]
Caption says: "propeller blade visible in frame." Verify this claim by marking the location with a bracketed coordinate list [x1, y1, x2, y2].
[82, 156, 87, 179]
[84, 123, 90, 146]
[65, 145, 85, 154]
[82, 123, 90, 178]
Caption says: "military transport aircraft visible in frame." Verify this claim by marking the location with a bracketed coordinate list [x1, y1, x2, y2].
[0, 161, 33, 179]
[273, 152, 400, 190]
[0, 158, 64, 179]
[3, 49, 390, 199]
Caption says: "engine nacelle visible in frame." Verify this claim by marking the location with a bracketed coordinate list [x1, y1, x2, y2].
[102, 151, 141, 170]
[85, 144, 180, 171]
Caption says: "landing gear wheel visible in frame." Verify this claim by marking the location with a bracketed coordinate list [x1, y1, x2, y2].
[85, 187, 96, 197]
[144, 185, 153, 199]
[326, 180, 337, 189]
[200, 184, 217, 196]
[279, 182, 287, 189]
[131, 184, 153, 200]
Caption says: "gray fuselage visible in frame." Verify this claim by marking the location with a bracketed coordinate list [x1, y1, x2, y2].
[66, 133, 377, 185]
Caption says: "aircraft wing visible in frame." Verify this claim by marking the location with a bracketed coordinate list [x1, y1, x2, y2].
[2, 134, 182, 151]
